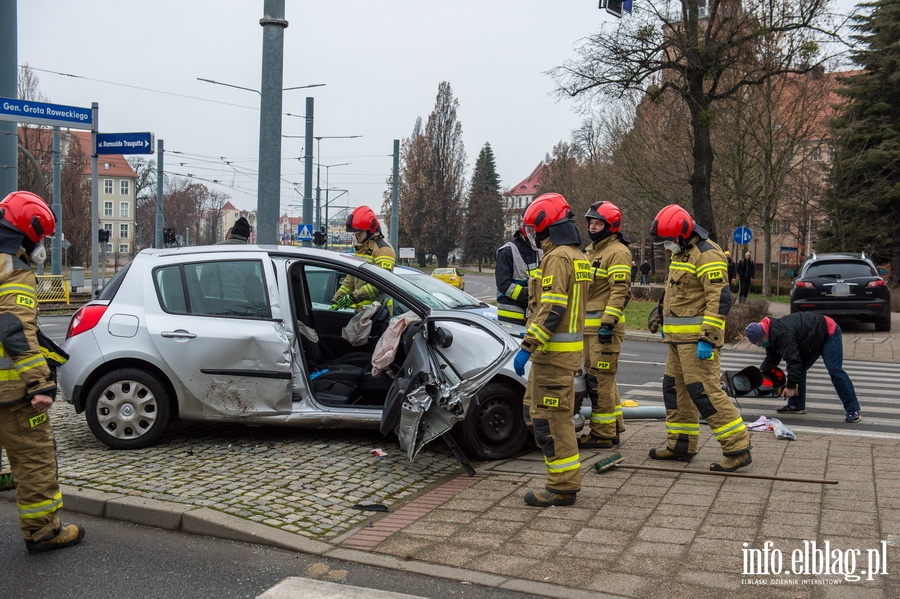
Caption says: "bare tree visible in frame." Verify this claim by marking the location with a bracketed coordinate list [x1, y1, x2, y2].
[398, 82, 467, 267]
[550, 0, 846, 243]
[715, 68, 837, 292]
[16, 64, 51, 198]
[60, 136, 91, 266]
[399, 118, 429, 264]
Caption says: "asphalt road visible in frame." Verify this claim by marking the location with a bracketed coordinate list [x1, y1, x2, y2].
[0, 509, 537, 599]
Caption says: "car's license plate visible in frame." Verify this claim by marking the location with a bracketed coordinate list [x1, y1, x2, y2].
[831, 282, 852, 297]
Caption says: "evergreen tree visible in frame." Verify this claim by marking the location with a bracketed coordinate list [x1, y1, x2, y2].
[819, 0, 900, 286]
[462, 143, 504, 270]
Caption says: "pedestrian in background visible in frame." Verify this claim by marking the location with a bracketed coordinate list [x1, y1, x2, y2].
[744, 313, 862, 422]
[647, 204, 752, 472]
[514, 193, 588, 507]
[579, 200, 631, 449]
[725, 250, 736, 290]
[736, 251, 755, 303]
[639, 259, 651, 285]
[0, 191, 85, 553]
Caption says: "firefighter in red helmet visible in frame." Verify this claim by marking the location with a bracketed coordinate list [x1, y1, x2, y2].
[579, 200, 631, 449]
[331, 205, 396, 310]
[648, 204, 752, 472]
[515, 193, 590, 507]
[0, 191, 85, 553]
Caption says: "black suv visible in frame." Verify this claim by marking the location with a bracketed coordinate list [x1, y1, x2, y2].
[789, 252, 891, 332]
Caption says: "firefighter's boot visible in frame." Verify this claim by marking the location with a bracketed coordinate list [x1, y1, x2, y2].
[578, 434, 618, 449]
[25, 523, 85, 554]
[524, 489, 577, 507]
[711, 451, 752, 472]
[649, 447, 694, 462]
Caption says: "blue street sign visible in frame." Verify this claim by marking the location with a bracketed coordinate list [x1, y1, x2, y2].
[780, 246, 798, 252]
[0, 96, 92, 129]
[297, 225, 313, 241]
[96, 132, 155, 155]
[733, 226, 753, 246]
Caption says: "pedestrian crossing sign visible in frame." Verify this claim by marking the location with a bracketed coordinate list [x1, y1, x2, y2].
[297, 225, 313, 241]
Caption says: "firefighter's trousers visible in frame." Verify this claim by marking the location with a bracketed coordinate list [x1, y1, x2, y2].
[662, 343, 751, 456]
[523, 362, 581, 494]
[0, 401, 63, 541]
[584, 324, 626, 439]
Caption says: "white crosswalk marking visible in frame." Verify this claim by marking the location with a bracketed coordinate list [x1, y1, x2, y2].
[618, 351, 899, 435]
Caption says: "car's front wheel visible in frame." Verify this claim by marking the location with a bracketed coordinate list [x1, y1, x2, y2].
[85, 368, 172, 450]
[455, 382, 529, 461]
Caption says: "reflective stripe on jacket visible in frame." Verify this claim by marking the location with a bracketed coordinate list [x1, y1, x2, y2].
[661, 236, 732, 346]
[584, 235, 632, 333]
[0, 251, 56, 405]
[523, 241, 589, 369]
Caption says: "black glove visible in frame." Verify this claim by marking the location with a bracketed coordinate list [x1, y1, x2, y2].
[597, 322, 614, 344]
[647, 305, 663, 334]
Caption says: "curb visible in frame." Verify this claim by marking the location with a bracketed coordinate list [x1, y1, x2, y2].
[2, 483, 612, 599]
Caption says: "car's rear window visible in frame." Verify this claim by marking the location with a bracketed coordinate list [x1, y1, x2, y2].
[804, 261, 876, 279]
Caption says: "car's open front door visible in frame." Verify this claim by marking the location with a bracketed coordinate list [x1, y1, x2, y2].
[380, 310, 517, 463]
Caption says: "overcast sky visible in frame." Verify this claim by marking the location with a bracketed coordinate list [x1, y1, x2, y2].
[16, 0, 860, 219]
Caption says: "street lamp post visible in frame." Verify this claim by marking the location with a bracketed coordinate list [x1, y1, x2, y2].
[196, 77, 324, 244]
[315, 162, 350, 247]
[314, 136, 360, 233]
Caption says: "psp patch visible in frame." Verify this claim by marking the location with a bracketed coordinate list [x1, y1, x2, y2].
[707, 270, 724, 282]
[16, 295, 35, 309]
[29, 413, 47, 428]
[612, 272, 627, 282]
[542, 396, 560, 408]
[595, 361, 611, 370]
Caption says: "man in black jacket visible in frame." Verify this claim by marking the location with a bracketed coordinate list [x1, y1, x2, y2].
[744, 313, 861, 422]
[736, 252, 754, 302]
[495, 227, 541, 325]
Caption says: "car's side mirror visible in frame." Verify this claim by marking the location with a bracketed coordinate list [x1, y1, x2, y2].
[785, 269, 796, 277]
[433, 326, 453, 348]
[878, 267, 889, 276]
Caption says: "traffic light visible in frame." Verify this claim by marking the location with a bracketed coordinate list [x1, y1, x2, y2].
[313, 231, 326, 246]
[98, 229, 111, 243]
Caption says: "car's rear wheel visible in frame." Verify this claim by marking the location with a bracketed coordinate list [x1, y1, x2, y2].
[455, 382, 528, 461]
[85, 368, 171, 450]
[875, 316, 891, 332]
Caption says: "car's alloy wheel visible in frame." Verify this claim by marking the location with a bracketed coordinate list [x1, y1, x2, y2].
[85, 368, 171, 449]
[455, 382, 528, 461]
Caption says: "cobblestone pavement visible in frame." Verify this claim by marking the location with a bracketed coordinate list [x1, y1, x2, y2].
[48, 401, 463, 541]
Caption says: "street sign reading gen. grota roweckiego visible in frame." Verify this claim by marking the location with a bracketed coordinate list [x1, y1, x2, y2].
[0, 97, 92, 129]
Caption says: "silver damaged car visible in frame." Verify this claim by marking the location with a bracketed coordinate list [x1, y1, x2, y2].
[59, 246, 531, 463]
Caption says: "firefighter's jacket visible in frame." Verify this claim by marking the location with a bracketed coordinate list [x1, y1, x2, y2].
[333, 234, 396, 305]
[584, 234, 632, 332]
[522, 240, 590, 370]
[661, 235, 732, 347]
[495, 234, 541, 324]
[0, 250, 57, 406]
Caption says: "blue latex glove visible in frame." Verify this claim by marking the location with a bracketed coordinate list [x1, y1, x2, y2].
[697, 339, 714, 360]
[513, 348, 531, 376]
[597, 323, 614, 344]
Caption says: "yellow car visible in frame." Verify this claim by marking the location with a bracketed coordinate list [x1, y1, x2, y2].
[431, 267, 465, 291]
